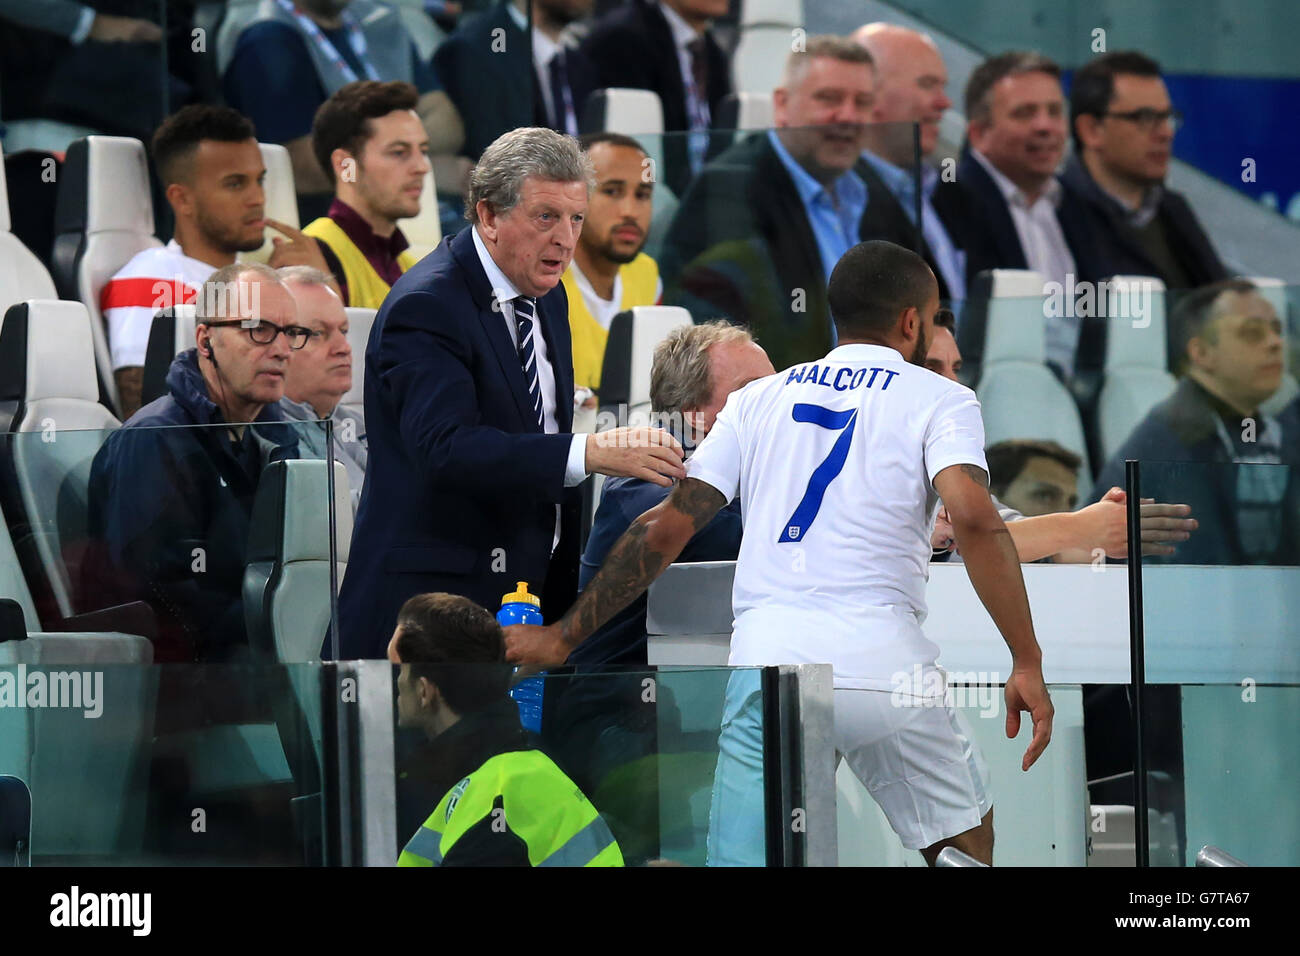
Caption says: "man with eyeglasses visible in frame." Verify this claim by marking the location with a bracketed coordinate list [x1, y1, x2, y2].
[84, 263, 307, 662]
[1063, 50, 1228, 293]
[277, 265, 369, 514]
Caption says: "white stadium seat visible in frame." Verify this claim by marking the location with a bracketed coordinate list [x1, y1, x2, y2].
[715, 91, 775, 138]
[341, 307, 377, 416]
[598, 305, 693, 428]
[0, 159, 58, 317]
[973, 271, 1091, 479]
[1097, 276, 1176, 462]
[0, 300, 121, 621]
[51, 136, 161, 414]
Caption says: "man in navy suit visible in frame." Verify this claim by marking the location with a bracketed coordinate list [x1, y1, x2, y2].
[335, 127, 685, 660]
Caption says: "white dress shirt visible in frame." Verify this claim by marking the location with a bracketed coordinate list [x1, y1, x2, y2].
[472, 226, 589, 549]
[971, 150, 1080, 372]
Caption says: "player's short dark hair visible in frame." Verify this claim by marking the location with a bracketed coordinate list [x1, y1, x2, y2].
[827, 240, 938, 339]
[1169, 278, 1259, 376]
[393, 593, 508, 715]
[1069, 50, 1163, 152]
[986, 439, 1082, 497]
[578, 131, 646, 155]
[151, 105, 257, 186]
[312, 80, 421, 185]
[933, 308, 956, 333]
[965, 51, 1061, 123]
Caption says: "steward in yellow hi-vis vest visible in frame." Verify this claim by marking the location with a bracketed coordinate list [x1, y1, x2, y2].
[398, 749, 624, 867]
[304, 216, 418, 310]
[562, 253, 659, 393]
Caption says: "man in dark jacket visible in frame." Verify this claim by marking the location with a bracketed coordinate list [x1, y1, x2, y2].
[1064, 51, 1228, 294]
[84, 263, 303, 662]
[580, 0, 732, 196]
[659, 36, 875, 371]
[1091, 279, 1298, 566]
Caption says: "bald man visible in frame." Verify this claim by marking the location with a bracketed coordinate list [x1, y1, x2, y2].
[851, 23, 967, 304]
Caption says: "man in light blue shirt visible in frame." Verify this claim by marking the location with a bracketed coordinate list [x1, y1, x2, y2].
[853, 23, 966, 305]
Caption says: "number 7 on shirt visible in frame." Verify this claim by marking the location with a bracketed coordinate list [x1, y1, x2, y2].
[779, 403, 858, 542]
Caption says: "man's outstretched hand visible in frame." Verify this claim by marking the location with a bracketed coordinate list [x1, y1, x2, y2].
[504, 623, 570, 669]
[1004, 665, 1054, 771]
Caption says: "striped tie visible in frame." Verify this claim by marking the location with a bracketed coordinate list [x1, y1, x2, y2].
[514, 296, 545, 429]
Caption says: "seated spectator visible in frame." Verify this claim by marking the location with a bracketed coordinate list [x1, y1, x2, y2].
[389, 592, 623, 867]
[660, 36, 875, 371]
[101, 106, 262, 417]
[84, 263, 305, 662]
[277, 266, 368, 511]
[1093, 279, 1300, 565]
[924, 310, 1195, 563]
[944, 52, 1108, 379]
[1063, 51, 1227, 294]
[580, 0, 731, 195]
[564, 132, 663, 399]
[571, 321, 770, 670]
[986, 439, 1080, 517]
[434, 1, 596, 160]
[851, 23, 966, 304]
[304, 81, 428, 308]
[221, 0, 465, 221]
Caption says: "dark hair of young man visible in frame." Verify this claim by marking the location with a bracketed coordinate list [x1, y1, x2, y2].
[827, 240, 937, 340]
[311, 80, 421, 186]
[577, 131, 646, 154]
[986, 439, 1083, 498]
[1068, 50, 1164, 152]
[393, 592, 509, 715]
[151, 105, 258, 186]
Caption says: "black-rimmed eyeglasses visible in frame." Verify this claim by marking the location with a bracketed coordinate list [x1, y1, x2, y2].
[1102, 108, 1183, 132]
[203, 319, 311, 350]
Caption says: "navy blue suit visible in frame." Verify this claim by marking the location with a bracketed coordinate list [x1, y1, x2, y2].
[335, 227, 582, 659]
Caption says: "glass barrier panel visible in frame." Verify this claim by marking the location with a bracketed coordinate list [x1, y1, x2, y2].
[0, 422, 340, 665]
[388, 664, 773, 868]
[1135, 459, 1300, 866]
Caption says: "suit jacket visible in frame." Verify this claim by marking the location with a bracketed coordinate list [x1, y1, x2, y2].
[433, 1, 597, 159]
[335, 227, 582, 659]
[1059, 155, 1228, 289]
[933, 148, 1107, 287]
[659, 131, 864, 371]
[854, 155, 952, 302]
[580, 0, 732, 196]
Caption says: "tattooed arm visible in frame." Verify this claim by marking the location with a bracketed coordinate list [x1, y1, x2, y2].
[503, 478, 727, 667]
[933, 462, 1053, 770]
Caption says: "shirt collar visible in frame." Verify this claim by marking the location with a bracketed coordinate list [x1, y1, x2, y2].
[166, 238, 215, 271]
[658, 0, 700, 50]
[327, 198, 409, 260]
[767, 130, 866, 209]
[1100, 180, 1164, 227]
[280, 394, 337, 421]
[532, 23, 562, 65]
[505, 0, 526, 32]
[823, 342, 906, 363]
[971, 149, 1061, 209]
[471, 224, 523, 311]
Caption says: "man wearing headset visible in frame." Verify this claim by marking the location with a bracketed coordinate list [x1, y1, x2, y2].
[84, 263, 308, 662]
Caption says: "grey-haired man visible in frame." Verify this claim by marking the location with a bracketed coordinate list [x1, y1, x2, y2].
[335, 127, 685, 658]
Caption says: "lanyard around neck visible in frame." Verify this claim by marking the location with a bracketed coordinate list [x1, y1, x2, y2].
[278, 0, 381, 84]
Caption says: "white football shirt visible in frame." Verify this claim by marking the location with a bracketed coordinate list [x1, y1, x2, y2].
[686, 343, 988, 690]
[100, 240, 215, 370]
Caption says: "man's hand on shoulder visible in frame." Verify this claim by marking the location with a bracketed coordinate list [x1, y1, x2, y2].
[585, 427, 686, 486]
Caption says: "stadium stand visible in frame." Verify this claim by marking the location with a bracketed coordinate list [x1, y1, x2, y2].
[1096, 276, 1176, 464]
[733, 0, 805, 97]
[0, 160, 58, 315]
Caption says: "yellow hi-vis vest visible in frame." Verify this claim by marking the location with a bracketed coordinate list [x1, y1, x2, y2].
[304, 216, 418, 310]
[562, 253, 660, 393]
[397, 749, 624, 867]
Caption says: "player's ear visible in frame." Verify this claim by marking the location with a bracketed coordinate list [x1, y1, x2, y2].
[900, 306, 920, 341]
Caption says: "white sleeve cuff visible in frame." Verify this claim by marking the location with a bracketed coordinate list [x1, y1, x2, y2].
[563, 433, 588, 487]
[71, 7, 96, 44]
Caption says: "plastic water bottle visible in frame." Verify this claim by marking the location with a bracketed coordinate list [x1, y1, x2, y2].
[498, 581, 545, 733]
